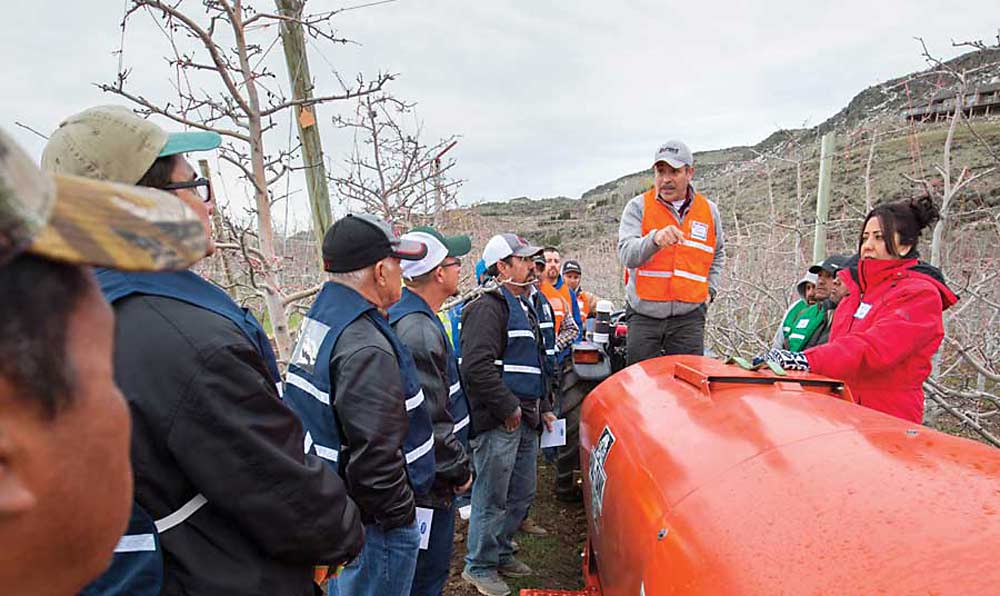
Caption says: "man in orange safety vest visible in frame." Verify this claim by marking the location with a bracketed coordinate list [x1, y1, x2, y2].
[617, 140, 726, 365]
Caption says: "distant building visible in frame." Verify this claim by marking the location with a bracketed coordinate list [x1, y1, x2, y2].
[902, 81, 1000, 121]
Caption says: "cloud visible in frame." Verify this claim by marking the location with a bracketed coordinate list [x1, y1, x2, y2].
[3, 0, 996, 229]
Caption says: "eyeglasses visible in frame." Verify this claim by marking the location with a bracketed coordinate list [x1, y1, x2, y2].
[160, 178, 213, 203]
[441, 257, 462, 269]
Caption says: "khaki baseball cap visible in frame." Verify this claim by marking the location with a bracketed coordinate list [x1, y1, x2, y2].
[41, 105, 221, 184]
[1, 127, 207, 270]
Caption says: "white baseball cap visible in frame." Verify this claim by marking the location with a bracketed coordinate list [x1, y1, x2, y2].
[482, 233, 542, 268]
[400, 226, 472, 279]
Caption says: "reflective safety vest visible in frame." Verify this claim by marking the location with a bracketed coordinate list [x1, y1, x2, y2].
[576, 289, 597, 326]
[389, 288, 471, 446]
[448, 302, 464, 356]
[97, 269, 282, 390]
[531, 289, 558, 378]
[636, 189, 716, 303]
[80, 496, 209, 595]
[541, 276, 582, 361]
[496, 287, 547, 400]
[541, 277, 575, 334]
[782, 300, 826, 351]
[282, 282, 435, 496]
[90, 270, 262, 596]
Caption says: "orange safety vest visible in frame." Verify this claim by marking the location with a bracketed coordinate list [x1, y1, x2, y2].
[541, 280, 573, 333]
[576, 290, 597, 323]
[635, 188, 716, 303]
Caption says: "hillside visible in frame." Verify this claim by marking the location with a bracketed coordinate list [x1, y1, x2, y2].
[448, 48, 1000, 306]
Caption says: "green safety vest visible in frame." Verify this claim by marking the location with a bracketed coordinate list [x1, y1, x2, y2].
[781, 300, 825, 351]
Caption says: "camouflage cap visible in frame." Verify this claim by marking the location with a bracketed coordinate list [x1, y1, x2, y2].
[0, 127, 208, 270]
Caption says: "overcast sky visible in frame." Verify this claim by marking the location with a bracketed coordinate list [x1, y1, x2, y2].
[3, 1, 997, 228]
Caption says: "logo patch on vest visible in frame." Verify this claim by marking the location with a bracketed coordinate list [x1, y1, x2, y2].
[796, 318, 811, 329]
[853, 302, 872, 319]
[690, 221, 709, 242]
[290, 317, 330, 373]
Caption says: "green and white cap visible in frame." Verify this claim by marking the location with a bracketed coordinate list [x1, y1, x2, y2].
[400, 225, 471, 279]
[41, 105, 221, 184]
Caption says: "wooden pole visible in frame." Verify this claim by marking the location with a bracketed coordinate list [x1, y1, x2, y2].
[276, 0, 332, 260]
[812, 132, 836, 263]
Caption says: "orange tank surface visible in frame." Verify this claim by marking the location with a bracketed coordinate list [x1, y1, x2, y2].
[578, 355, 1000, 595]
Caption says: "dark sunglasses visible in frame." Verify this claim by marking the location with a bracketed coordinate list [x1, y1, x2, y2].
[161, 178, 213, 203]
[440, 257, 463, 269]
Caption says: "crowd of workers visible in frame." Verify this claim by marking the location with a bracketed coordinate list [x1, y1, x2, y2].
[0, 106, 956, 596]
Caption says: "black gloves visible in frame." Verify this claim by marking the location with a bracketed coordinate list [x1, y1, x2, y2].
[753, 348, 810, 371]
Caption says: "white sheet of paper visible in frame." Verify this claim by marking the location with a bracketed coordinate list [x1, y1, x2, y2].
[415, 507, 433, 550]
[540, 418, 567, 448]
[458, 504, 472, 520]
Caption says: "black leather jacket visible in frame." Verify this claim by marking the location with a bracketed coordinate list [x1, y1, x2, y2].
[393, 310, 472, 509]
[330, 315, 415, 529]
[112, 295, 364, 596]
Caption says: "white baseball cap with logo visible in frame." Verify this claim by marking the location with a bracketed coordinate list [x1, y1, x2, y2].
[482, 233, 542, 268]
[652, 140, 694, 169]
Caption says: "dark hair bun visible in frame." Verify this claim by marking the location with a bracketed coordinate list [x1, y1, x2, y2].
[909, 194, 940, 231]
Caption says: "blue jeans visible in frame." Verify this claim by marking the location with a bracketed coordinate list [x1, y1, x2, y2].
[410, 502, 456, 596]
[464, 422, 538, 576]
[329, 520, 420, 596]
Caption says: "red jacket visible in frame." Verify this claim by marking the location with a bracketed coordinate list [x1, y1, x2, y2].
[804, 257, 958, 423]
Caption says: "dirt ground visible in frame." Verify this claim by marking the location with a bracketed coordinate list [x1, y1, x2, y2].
[444, 462, 587, 595]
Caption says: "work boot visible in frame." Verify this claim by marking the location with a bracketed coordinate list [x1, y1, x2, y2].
[519, 517, 547, 535]
[461, 569, 511, 596]
[498, 557, 534, 578]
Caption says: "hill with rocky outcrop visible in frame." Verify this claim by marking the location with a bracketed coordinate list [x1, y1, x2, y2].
[445, 48, 1000, 304]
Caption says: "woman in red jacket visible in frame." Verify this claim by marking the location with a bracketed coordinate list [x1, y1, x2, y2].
[758, 195, 958, 423]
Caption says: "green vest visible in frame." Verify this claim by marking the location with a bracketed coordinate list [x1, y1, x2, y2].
[781, 300, 825, 351]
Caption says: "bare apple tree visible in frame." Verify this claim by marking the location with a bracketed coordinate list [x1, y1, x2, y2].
[100, 0, 394, 359]
[330, 92, 462, 227]
[896, 36, 1000, 436]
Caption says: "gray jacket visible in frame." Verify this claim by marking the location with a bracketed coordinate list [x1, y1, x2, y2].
[617, 187, 726, 318]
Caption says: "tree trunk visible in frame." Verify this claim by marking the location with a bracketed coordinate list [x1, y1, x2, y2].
[930, 86, 963, 269]
[233, 5, 292, 361]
